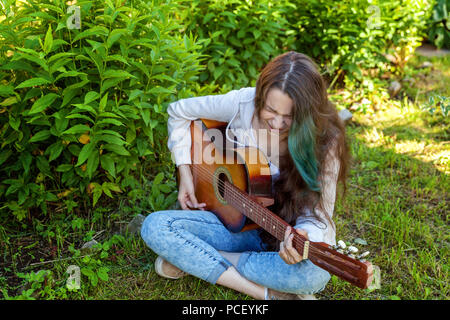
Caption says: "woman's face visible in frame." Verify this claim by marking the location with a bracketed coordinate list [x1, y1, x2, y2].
[260, 88, 293, 134]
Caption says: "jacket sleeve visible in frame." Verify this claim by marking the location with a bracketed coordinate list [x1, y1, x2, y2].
[294, 140, 340, 243]
[167, 88, 244, 167]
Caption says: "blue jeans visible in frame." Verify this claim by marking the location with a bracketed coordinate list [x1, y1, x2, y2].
[140, 210, 330, 295]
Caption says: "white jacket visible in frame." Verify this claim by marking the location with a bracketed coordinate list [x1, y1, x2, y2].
[167, 87, 339, 245]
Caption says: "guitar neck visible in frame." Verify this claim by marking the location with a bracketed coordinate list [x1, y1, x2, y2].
[223, 181, 307, 252]
[223, 180, 373, 289]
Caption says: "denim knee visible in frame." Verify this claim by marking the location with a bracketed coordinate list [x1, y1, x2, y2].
[291, 266, 331, 295]
[140, 210, 170, 250]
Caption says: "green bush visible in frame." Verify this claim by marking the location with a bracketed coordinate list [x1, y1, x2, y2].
[178, 0, 435, 92]
[178, 0, 294, 91]
[286, 0, 385, 83]
[286, 0, 435, 88]
[380, 0, 435, 72]
[0, 0, 204, 221]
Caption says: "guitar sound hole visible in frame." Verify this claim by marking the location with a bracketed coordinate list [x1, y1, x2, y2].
[217, 172, 229, 199]
[213, 167, 232, 205]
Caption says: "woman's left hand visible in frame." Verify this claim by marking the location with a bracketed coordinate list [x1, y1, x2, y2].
[279, 226, 309, 265]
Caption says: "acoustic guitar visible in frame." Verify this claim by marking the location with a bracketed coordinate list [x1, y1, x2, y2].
[183, 118, 373, 289]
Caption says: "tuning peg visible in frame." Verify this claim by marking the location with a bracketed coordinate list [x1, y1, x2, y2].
[337, 240, 346, 249]
[357, 251, 370, 260]
[348, 246, 358, 254]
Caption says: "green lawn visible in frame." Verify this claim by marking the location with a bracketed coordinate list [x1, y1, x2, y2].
[1, 52, 448, 300]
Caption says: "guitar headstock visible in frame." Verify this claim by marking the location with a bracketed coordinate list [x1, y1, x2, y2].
[311, 239, 374, 289]
[332, 239, 375, 289]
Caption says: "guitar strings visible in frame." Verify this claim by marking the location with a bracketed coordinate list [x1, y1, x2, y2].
[192, 164, 336, 262]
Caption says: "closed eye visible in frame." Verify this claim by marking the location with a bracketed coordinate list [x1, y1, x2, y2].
[265, 105, 292, 118]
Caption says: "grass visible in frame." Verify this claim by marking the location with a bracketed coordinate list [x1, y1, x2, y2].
[0, 51, 448, 300]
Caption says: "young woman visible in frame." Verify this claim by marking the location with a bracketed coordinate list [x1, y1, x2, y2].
[140, 51, 351, 300]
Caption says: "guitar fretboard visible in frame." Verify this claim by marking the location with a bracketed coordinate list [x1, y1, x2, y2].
[223, 180, 307, 253]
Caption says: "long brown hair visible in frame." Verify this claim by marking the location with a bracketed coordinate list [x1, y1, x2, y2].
[253, 51, 352, 250]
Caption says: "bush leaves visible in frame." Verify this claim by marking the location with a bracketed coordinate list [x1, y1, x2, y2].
[29, 93, 59, 114]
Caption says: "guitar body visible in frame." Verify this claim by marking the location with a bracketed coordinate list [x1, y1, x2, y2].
[189, 118, 274, 232]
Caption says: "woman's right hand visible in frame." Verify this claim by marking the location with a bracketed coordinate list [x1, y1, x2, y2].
[177, 165, 206, 211]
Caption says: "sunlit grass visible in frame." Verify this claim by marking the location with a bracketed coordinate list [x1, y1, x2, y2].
[355, 103, 449, 174]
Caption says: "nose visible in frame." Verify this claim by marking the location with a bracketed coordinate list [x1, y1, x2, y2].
[271, 115, 284, 129]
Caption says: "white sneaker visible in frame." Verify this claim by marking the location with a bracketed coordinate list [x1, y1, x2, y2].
[154, 256, 187, 280]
